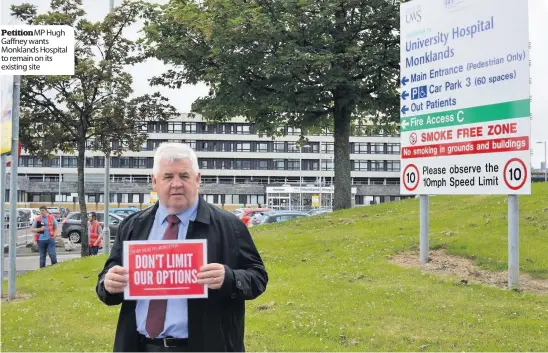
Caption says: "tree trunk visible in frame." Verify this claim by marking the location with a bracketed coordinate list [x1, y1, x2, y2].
[77, 139, 89, 257]
[333, 97, 352, 210]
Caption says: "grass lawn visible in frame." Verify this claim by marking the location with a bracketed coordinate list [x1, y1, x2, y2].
[2, 183, 548, 352]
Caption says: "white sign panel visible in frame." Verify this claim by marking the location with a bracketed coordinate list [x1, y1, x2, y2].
[0, 25, 75, 75]
[266, 186, 358, 194]
[400, 0, 530, 195]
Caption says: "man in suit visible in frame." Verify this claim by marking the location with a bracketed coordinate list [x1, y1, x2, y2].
[96, 142, 268, 352]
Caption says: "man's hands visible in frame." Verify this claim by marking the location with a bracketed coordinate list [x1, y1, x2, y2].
[103, 263, 226, 293]
[197, 263, 225, 290]
[103, 266, 128, 294]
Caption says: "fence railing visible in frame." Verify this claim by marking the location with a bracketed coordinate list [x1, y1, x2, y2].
[2, 222, 32, 249]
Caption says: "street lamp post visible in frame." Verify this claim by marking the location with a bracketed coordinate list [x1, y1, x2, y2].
[318, 141, 322, 209]
[299, 144, 311, 211]
[58, 152, 62, 205]
[537, 141, 547, 182]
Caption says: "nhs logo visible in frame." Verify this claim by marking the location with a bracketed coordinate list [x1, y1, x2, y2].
[405, 5, 422, 23]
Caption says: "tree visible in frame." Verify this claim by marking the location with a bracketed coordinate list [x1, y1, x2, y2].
[12, 0, 179, 256]
[141, 0, 400, 210]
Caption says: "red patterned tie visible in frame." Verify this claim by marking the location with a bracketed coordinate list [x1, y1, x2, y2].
[145, 215, 180, 338]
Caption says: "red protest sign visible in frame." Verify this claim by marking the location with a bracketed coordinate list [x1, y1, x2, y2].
[123, 239, 208, 299]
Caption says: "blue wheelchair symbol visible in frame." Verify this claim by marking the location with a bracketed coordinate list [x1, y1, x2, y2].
[411, 85, 428, 100]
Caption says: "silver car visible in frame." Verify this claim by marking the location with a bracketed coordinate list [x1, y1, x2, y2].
[248, 211, 309, 227]
[60, 211, 123, 244]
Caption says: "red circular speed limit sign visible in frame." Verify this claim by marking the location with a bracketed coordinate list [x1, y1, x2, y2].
[402, 164, 420, 191]
[503, 158, 527, 191]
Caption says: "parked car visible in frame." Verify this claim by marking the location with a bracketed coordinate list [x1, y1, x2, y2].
[109, 207, 139, 219]
[18, 208, 41, 226]
[60, 211, 123, 244]
[248, 211, 309, 226]
[231, 208, 246, 218]
[307, 209, 332, 216]
[240, 208, 271, 227]
[3, 208, 27, 229]
[47, 207, 63, 221]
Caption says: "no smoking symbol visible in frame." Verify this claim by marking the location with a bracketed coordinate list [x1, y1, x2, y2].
[409, 133, 418, 145]
[403, 164, 420, 192]
[503, 158, 527, 191]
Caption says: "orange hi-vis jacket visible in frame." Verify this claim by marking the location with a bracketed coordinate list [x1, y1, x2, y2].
[88, 221, 102, 247]
[33, 214, 56, 242]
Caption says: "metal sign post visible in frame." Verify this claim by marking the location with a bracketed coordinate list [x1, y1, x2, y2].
[0, 154, 6, 297]
[8, 75, 20, 301]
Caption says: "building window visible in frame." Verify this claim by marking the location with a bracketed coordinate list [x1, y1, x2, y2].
[273, 159, 285, 170]
[61, 157, 77, 168]
[219, 124, 232, 134]
[287, 127, 301, 135]
[202, 123, 213, 133]
[217, 159, 232, 169]
[200, 160, 209, 169]
[303, 160, 319, 171]
[257, 160, 268, 170]
[135, 158, 148, 169]
[354, 143, 368, 154]
[200, 141, 212, 151]
[354, 160, 368, 171]
[321, 159, 333, 171]
[387, 143, 401, 154]
[387, 160, 400, 171]
[86, 157, 94, 167]
[148, 140, 165, 151]
[371, 143, 385, 154]
[184, 123, 197, 133]
[236, 125, 250, 134]
[42, 157, 59, 168]
[256, 142, 268, 152]
[273, 142, 285, 153]
[168, 122, 183, 133]
[95, 157, 105, 168]
[287, 159, 300, 170]
[148, 122, 166, 133]
[183, 140, 197, 149]
[120, 157, 130, 168]
[372, 160, 384, 171]
[235, 160, 251, 170]
[287, 142, 299, 153]
[219, 142, 230, 152]
[321, 143, 334, 153]
[235, 142, 251, 152]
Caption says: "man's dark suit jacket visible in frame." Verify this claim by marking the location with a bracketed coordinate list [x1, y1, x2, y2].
[96, 198, 268, 352]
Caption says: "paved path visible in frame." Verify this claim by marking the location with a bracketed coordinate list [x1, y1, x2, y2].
[2, 236, 90, 280]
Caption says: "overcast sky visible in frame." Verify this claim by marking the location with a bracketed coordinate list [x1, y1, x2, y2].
[1, 0, 546, 168]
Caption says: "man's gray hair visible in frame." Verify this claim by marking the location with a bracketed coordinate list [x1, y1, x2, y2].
[152, 142, 200, 175]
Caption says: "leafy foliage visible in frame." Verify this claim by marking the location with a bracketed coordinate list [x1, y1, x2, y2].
[12, 0, 179, 255]
[141, 0, 401, 209]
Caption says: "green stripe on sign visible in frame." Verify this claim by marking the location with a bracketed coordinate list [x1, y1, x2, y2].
[400, 99, 530, 132]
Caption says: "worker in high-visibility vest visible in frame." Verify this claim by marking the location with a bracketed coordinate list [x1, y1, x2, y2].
[31, 206, 58, 268]
[88, 212, 104, 256]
